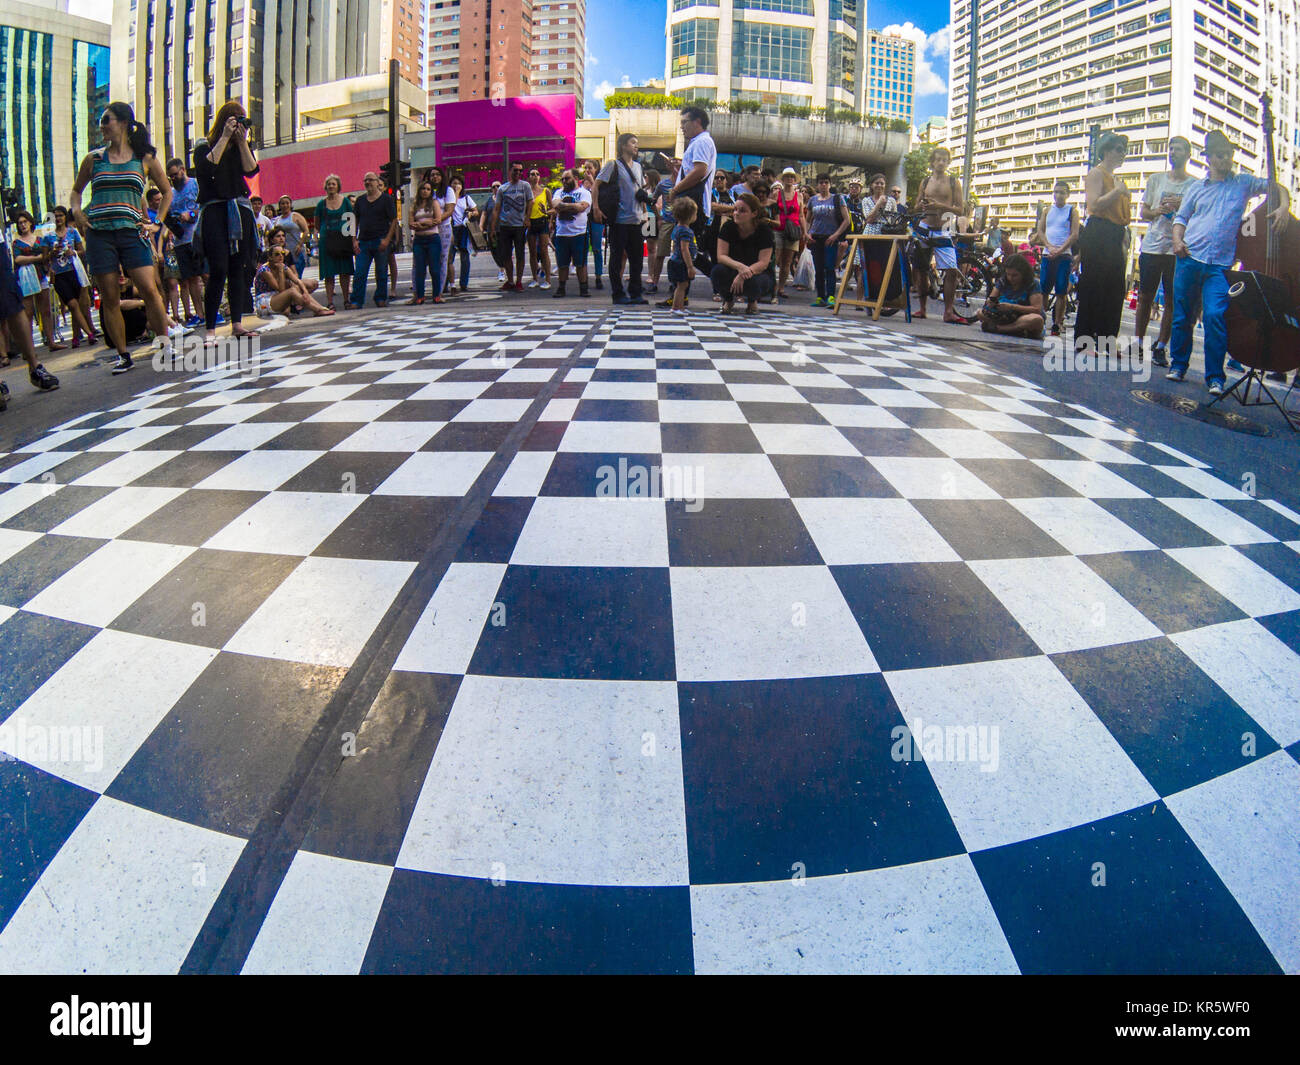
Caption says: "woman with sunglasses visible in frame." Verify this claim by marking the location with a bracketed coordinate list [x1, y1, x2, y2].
[526, 167, 553, 288]
[191, 100, 262, 346]
[68, 100, 174, 374]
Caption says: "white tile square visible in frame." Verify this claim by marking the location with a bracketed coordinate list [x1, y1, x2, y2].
[88, 426, 177, 452]
[396, 675, 688, 886]
[280, 384, 366, 404]
[884, 656, 1159, 852]
[1058, 416, 1133, 441]
[1170, 620, 1300, 746]
[512, 497, 668, 567]
[1154, 464, 1250, 499]
[393, 563, 507, 674]
[305, 400, 403, 423]
[407, 380, 492, 401]
[0, 528, 41, 565]
[867, 458, 999, 500]
[859, 388, 940, 409]
[916, 428, 1025, 460]
[16, 428, 95, 452]
[952, 409, 1041, 434]
[1048, 434, 1143, 465]
[0, 452, 80, 484]
[1157, 498, 1275, 545]
[1033, 459, 1150, 498]
[969, 555, 1161, 653]
[0, 483, 58, 522]
[374, 452, 492, 496]
[1010, 497, 1156, 555]
[493, 452, 554, 496]
[812, 403, 908, 429]
[670, 566, 878, 681]
[541, 398, 579, 420]
[452, 398, 534, 422]
[727, 382, 807, 404]
[191, 422, 294, 451]
[582, 381, 658, 401]
[241, 851, 392, 975]
[559, 421, 662, 453]
[2, 629, 217, 789]
[658, 400, 746, 423]
[0, 797, 243, 974]
[50, 486, 186, 539]
[1166, 546, 1300, 617]
[794, 498, 960, 565]
[690, 856, 1019, 974]
[202, 491, 365, 555]
[193, 450, 323, 491]
[23, 540, 194, 627]
[189, 402, 280, 425]
[225, 556, 415, 667]
[70, 450, 182, 487]
[1165, 754, 1300, 974]
[659, 452, 786, 498]
[331, 421, 444, 453]
[751, 423, 859, 457]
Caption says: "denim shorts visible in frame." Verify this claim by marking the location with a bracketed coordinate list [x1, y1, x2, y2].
[554, 234, 589, 269]
[667, 258, 690, 286]
[85, 227, 154, 276]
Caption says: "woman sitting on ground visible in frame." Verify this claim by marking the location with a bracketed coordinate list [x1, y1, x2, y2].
[711, 193, 775, 315]
[264, 228, 321, 298]
[978, 253, 1044, 339]
[253, 247, 335, 318]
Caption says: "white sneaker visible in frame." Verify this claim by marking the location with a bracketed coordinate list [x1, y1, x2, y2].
[539, 279, 550, 289]
[527, 279, 540, 288]
[497, 270, 506, 282]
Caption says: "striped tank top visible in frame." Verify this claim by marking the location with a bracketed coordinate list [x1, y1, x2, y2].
[86, 151, 147, 231]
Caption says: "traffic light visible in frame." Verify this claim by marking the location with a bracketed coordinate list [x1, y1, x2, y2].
[399, 161, 412, 188]
[379, 161, 397, 194]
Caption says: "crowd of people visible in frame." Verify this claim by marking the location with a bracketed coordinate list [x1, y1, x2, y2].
[3, 101, 1293, 413]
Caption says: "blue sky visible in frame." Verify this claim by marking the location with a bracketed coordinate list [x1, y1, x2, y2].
[585, 0, 954, 124]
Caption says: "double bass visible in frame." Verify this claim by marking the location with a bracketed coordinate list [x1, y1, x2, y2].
[1225, 93, 1300, 378]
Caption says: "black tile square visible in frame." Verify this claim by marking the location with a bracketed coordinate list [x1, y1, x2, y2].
[0, 535, 105, 608]
[1258, 609, 1300, 656]
[120, 488, 264, 545]
[126, 451, 246, 489]
[913, 499, 1070, 560]
[841, 427, 948, 458]
[769, 455, 898, 497]
[302, 670, 461, 864]
[660, 423, 762, 454]
[423, 422, 515, 452]
[278, 452, 408, 494]
[0, 485, 116, 533]
[468, 565, 674, 680]
[257, 423, 361, 452]
[993, 432, 1095, 461]
[1231, 542, 1300, 596]
[736, 401, 828, 425]
[137, 424, 231, 450]
[0, 760, 97, 930]
[379, 399, 472, 422]
[956, 458, 1084, 497]
[315, 496, 459, 561]
[1095, 499, 1223, 549]
[1053, 638, 1276, 795]
[1082, 550, 1247, 633]
[972, 805, 1281, 974]
[108, 652, 347, 836]
[667, 499, 822, 566]
[657, 382, 733, 402]
[833, 562, 1040, 669]
[521, 421, 566, 451]
[0, 610, 99, 719]
[573, 399, 659, 422]
[110, 549, 301, 645]
[1218, 499, 1300, 541]
[40, 452, 125, 484]
[874, 405, 976, 429]
[541, 452, 660, 498]
[1103, 462, 1206, 498]
[678, 675, 964, 885]
[362, 872, 693, 974]
[454, 498, 534, 563]
[244, 402, 333, 422]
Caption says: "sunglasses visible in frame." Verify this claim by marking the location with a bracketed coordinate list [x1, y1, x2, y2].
[98, 115, 113, 126]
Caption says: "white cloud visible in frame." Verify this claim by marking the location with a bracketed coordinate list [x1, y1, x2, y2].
[66, 0, 113, 22]
[881, 21, 952, 98]
[588, 75, 632, 103]
[586, 51, 599, 67]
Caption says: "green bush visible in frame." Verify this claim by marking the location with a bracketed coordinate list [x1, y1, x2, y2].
[726, 98, 762, 114]
[602, 91, 689, 111]
[778, 103, 812, 119]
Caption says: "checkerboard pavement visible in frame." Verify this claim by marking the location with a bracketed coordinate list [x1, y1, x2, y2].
[1, 308, 1298, 974]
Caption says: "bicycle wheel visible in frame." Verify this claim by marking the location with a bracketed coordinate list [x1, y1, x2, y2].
[961, 255, 991, 299]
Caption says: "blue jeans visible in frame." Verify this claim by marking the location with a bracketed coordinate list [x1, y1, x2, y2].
[412, 234, 443, 299]
[1170, 256, 1229, 385]
[589, 222, 605, 279]
[812, 235, 839, 299]
[452, 225, 471, 289]
[350, 237, 388, 306]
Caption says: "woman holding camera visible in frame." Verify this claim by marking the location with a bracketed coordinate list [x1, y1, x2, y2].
[9, 211, 65, 354]
[193, 100, 261, 344]
[978, 253, 1045, 339]
[68, 100, 173, 375]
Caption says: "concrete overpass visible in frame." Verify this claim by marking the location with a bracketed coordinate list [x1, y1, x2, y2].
[603, 108, 910, 190]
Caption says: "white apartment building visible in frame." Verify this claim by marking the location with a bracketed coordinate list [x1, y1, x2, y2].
[665, 0, 866, 114]
[1264, 0, 1299, 194]
[946, 0, 1275, 242]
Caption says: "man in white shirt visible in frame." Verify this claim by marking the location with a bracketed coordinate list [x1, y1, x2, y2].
[551, 168, 592, 298]
[671, 107, 717, 229]
[1136, 136, 1195, 365]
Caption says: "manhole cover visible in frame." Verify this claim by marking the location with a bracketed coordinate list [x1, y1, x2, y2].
[1130, 388, 1272, 437]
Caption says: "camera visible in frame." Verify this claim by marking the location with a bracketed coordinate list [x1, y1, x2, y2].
[163, 210, 188, 236]
[634, 188, 652, 206]
[235, 116, 252, 129]
[1, 166, 21, 225]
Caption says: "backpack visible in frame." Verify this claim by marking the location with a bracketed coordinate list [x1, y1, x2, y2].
[597, 160, 636, 222]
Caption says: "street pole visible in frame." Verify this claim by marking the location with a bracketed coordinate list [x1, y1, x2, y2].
[388, 58, 400, 199]
[963, 0, 978, 211]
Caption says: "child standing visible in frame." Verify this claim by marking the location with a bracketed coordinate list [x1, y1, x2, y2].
[667, 198, 698, 314]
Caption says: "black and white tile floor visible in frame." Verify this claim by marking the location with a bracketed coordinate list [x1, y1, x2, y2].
[0, 309, 1297, 974]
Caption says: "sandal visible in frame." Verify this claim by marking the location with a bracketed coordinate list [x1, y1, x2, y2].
[405, 297, 424, 305]
[431, 296, 445, 304]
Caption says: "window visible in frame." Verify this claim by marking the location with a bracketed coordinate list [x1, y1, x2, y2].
[671, 19, 719, 76]
[731, 22, 812, 81]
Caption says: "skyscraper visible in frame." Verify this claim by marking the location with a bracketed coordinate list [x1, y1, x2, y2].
[864, 30, 916, 124]
[111, 0, 425, 162]
[424, 0, 586, 117]
[2, 0, 110, 212]
[946, 0, 1276, 237]
[664, 0, 866, 115]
